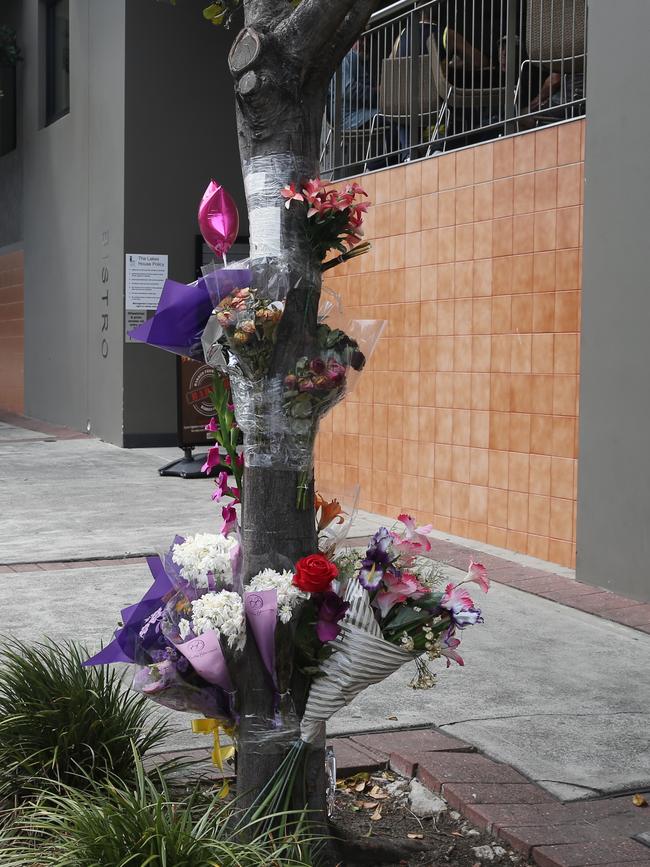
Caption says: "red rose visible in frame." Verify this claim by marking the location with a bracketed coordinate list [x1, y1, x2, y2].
[293, 553, 339, 593]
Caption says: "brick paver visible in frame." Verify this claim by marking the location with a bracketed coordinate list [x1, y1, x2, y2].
[533, 840, 650, 866]
[414, 751, 529, 791]
[351, 728, 471, 756]
[442, 782, 556, 808]
[329, 737, 385, 775]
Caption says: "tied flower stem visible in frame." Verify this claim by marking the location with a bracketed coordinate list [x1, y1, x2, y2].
[241, 739, 308, 838]
[296, 472, 310, 510]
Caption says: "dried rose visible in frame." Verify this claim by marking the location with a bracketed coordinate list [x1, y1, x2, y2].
[309, 357, 327, 375]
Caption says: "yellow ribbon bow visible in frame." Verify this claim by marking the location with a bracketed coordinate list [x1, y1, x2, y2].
[191, 718, 236, 798]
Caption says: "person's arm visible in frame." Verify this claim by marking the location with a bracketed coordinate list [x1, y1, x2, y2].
[528, 71, 561, 111]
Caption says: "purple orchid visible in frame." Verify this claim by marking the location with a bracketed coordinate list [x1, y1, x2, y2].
[314, 591, 349, 642]
[358, 527, 394, 589]
[204, 417, 219, 433]
[440, 628, 464, 667]
[440, 582, 484, 628]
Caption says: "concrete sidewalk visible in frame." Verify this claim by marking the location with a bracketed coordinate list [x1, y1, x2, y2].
[1, 417, 649, 835]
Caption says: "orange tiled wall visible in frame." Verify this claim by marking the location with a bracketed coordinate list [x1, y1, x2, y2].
[317, 120, 583, 568]
[0, 249, 24, 414]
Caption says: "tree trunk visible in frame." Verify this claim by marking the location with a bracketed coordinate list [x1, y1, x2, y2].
[227, 1, 382, 857]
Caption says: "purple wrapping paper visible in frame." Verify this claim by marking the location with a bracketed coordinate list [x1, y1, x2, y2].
[84, 556, 174, 666]
[176, 630, 234, 692]
[128, 269, 251, 359]
[244, 589, 278, 688]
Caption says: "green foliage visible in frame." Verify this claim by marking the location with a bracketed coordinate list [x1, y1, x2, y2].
[0, 753, 313, 867]
[0, 639, 171, 804]
[0, 26, 21, 67]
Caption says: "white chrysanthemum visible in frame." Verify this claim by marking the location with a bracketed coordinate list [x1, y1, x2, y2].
[178, 618, 192, 640]
[190, 590, 245, 650]
[246, 568, 308, 623]
[172, 533, 237, 586]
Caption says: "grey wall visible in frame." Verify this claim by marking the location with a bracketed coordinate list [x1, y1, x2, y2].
[122, 0, 245, 445]
[577, 0, 650, 602]
[0, 0, 24, 248]
[21, 0, 125, 442]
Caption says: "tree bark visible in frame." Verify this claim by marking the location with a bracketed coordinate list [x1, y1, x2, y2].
[227, 1, 382, 857]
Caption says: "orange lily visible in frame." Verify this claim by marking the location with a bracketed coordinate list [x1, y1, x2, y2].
[315, 493, 345, 532]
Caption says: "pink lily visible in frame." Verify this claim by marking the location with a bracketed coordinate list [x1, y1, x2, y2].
[204, 417, 219, 432]
[465, 561, 490, 593]
[375, 572, 427, 618]
[391, 513, 433, 556]
[279, 182, 304, 209]
[201, 445, 221, 475]
[344, 181, 368, 197]
[302, 178, 327, 201]
[307, 197, 331, 219]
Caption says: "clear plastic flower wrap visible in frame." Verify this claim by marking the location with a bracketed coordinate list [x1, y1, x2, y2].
[201, 257, 291, 377]
[226, 292, 385, 475]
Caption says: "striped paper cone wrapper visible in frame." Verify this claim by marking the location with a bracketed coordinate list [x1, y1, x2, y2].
[300, 615, 414, 743]
[342, 575, 382, 637]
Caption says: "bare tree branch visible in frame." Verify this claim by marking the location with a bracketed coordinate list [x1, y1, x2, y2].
[243, 0, 294, 30]
[277, 0, 359, 56]
[310, 0, 383, 79]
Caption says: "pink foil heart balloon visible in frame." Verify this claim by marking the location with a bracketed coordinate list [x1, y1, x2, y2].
[198, 180, 239, 259]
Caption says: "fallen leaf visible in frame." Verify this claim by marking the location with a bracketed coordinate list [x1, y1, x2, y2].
[632, 793, 648, 807]
[370, 806, 382, 820]
[354, 781, 366, 792]
[407, 832, 424, 840]
[387, 715, 398, 720]
[362, 800, 377, 809]
[369, 785, 384, 797]
[451, 831, 464, 837]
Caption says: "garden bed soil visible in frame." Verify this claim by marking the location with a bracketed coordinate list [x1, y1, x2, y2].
[329, 769, 532, 867]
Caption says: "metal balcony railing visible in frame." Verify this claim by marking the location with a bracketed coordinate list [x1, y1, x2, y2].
[321, 0, 586, 178]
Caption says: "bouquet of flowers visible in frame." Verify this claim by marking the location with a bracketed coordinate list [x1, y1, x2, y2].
[300, 514, 489, 742]
[112, 531, 244, 723]
[280, 178, 371, 269]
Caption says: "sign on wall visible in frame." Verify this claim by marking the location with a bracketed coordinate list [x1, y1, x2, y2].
[125, 253, 168, 310]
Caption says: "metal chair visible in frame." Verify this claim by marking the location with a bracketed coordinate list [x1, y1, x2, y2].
[516, 0, 586, 120]
[363, 53, 443, 166]
[426, 31, 507, 150]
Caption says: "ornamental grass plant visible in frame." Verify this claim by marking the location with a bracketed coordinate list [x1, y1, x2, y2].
[0, 755, 313, 867]
[0, 638, 172, 806]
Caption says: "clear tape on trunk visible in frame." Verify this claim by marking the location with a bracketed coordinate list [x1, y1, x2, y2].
[243, 153, 314, 258]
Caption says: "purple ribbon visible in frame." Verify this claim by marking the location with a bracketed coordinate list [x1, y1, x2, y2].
[84, 556, 174, 666]
[127, 269, 251, 359]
